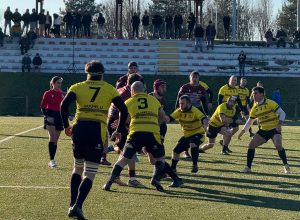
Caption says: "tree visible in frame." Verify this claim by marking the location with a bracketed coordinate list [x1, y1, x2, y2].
[62, 0, 99, 15]
[277, 0, 297, 36]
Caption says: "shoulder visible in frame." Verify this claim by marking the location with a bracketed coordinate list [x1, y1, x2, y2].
[219, 84, 227, 92]
[199, 81, 209, 90]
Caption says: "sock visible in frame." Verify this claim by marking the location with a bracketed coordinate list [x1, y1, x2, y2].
[247, 149, 255, 168]
[191, 147, 199, 166]
[171, 159, 179, 170]
[48, 142, 57, 160]
[102, 153, 107, 160]
[75, 178, 93, 209]
[153, 161, 165, 180]
[278, 148, 288, 165]
[70, 173, 82, 207]
[249, 127, 253, 134]
[128, 169, 136, 178]
[164, 162, 179, 181]
[222, 145, 228, 152]
[109, 164, 123, 182]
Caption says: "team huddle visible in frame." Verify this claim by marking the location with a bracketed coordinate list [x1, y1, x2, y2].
[40, 60, 290, 220]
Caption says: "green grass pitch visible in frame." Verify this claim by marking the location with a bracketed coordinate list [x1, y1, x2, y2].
[0, 117, 299, 219]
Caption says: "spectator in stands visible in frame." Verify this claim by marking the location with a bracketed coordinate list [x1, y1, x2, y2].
[174, 14, 183, 39]
[38, 9, 46, 37]
[237, 50, 246, 76]
[82, 11, 92, 38]
[30, 8, 38, 32]
[141, 11, 150, 39]
[152, 14, 163, 39]
[74, 11, 82, 37]
[10, 24, 22, 39]
[0, 28, 4, 47]
[12, 9, 22, 26]
[276, 28, 287, 48]
[22, 53, 31, 72]
[194, 24, 204, 52]
[187, 13, 196, 39]
[165, 14, 173, 39]
[32, 53, 43, 72]
[223, 15, 230, 40]
[265, 28, 274, 47]
[22, 9, 31, 34]
[131, 12, 140, 39]
[4, 7, 13, 35]
[292, 28, 300, 48]
[53, 13, 61, 37]
[45, 11, 52, 37]
[19, 36, 30, 54]
[27, 29, 37, 48]
[97, 13, 106, 38]
[271, 88, 282, 107]
[63, 11, 73, 38]
[206, 20, 216, 50]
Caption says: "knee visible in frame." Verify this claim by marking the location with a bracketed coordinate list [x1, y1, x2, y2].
[189, 143, 197, 148]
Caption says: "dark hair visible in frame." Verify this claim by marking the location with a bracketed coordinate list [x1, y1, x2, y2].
[190, 71, 199, 78]
[241, 76, 247, 80]
[179, 95, 191, 104]
[50, 76, 63, 89]
[252, 86, 265, 94]
[128, 61, 138, 68]
[127, 73, 143, 86]
[85, 60, 105, 74]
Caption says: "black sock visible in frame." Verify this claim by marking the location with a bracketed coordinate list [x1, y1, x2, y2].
[109, 164, 123, 182]
[153, 161, 165, 180]
[191, 147, 199, 166]
[278, 148, 288, 165]
[171, 159, 179, 170]
[249, 127, 253, 134]
[164, 162, 179, 181]
[223, 145, 228, 151]
[70, 173, 82, 207]
[76, 178, 93, 209]
[247, 149, 255, 168]
[48, 142, 57, 160]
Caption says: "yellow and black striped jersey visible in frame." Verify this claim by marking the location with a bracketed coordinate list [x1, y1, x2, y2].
[209, 103, 236, 127]
[218, 84, 239, 103]
[237, 86, 250, 106]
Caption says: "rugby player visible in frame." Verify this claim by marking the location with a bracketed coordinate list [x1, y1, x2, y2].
[199, 80, 213, 111]
[61, 61, 128, 220]
[115, 61, 144, 89]
[40, 76, 65, 168]
[238, 86, 290, 174]
[168, 95, 208, 173]
[200, 96, 242, 155]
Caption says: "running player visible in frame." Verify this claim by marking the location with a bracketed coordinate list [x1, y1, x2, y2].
[40, 76, 65, 168]
[61, 61, 128, 220]
[168, 95, 208, 173]
[115, 61, 144, 89]
[238, 86, 290, 174]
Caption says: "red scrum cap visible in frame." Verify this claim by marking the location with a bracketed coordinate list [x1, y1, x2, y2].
[153, 79, 166, 91]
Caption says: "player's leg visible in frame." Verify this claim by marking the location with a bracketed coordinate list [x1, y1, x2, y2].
[272, 132, 290, 173]
[200, 125, 219, 152]
[171, 137, 188, 172]
[46, 125, 58, 168]
[189, 134, 203, 173]
[221, 126, 234, 154]
[127, 154, 145, 188]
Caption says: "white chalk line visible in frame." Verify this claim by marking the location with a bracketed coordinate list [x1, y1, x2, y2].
[0, 185, 69, 189]
[0, 125, 43, 144]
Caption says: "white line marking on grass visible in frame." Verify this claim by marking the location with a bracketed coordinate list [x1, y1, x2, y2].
[0, 185, 69, 189]
[0, 125, 43, 144]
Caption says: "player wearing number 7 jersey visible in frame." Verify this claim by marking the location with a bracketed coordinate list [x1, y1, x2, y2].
[61, 60, 128, 220]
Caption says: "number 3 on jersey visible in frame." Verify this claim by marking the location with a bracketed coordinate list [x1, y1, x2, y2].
[137, 98, 148, 109]
[89, 87, 101, 102]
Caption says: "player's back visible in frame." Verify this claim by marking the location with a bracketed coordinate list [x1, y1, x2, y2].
[209, 103, 236, 127]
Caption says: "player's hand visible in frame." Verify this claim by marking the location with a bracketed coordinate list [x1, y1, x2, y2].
[111, 131, 121, 142]
[111, 119, 119, 129]
[64, 126, 72, 137]
[238, 129, 245, 140]
[46, 117, 54, 124]
[240, 111, 245, 118]
[208, 103, 213, 110]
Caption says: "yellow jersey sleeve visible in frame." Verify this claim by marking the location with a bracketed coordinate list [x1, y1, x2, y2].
[199, 81, 209, 91]
[170, 108, 180, 120]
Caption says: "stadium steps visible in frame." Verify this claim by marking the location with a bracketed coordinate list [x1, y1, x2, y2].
[156, 41, 180, 74]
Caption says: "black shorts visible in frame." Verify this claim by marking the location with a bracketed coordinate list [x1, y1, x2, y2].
[123, 132, 165, 159]
[71, 121, 104, 164]
[44, 111, 63, 131]
[107, 117, 128, 150]
[240, 105, 249, 116]
[173, 133, 204, 154]
[207, 125, 223, 139]
[160, 122, 167, 140]
[257, 128, 281, 142]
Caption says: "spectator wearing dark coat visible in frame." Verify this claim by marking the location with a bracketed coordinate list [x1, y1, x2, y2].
[174, 14, 183, 39]
[12, 9, 22, 26]
[141, 11, 150, 39]
[165, 15, 173, 39]
[73, 11, 82, 37]
[187, 13, 196, 39]
[32, 53, 43, 72]
[29, 8, 38, 32]
[276, 28, 287, 48]
[63, 11, 73, 37]
[265, 28, 273, 47]
[223, 15, 230, 40]
[131, 12, 140, 39]
[206, 20, 216, 50]
[292, 28, 300, 48]
[0, 28, 4, 47]
[237, 50, 246, 76]
[152, 14, 163, 39]
[38, 9, 46, 36]
[45, 11, 52, 37]
[27, 29, 37, 48]
[97, 13, 106, 38]
[22, 53, 31, 72]
[22, 9, 31, 34]
[82, 12, 92, 37]
[4, 7, 13, 35]
[19, 36, 30, 54]
[194, 24, 204, 52]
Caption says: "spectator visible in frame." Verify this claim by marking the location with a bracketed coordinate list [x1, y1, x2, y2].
[45, 11, 52, 37]
[206, 20, 216, 50]
[165, 14, 173, 39]
[30, 8, 38, 32]
[38, 9, 46, 36]
[10, 24, 22, 39]
[63, 11, 73, 38]
[32, 53, 43, 72]
[194, 24, 204, 52]
[72, 11, 82, 37]
[131, 12, 140, 39]
[82, 11, 92, 37]
[152, 14, 163, 39]
[53, 13, 61, 37]
[174, 14, 183, 39]
[237, 50, 246, 76]
[187, 13, 196, 39]
[292, 28, 300, 48]
[21, 9, 31, 34]
[97, 13, 106, 38]
[265, 28, 274, 47]
[22, 53, 31, 72]
[271, 88, 282, 107]
[27, 29, 37, 48]
[19, 36, 30, 54]
[141, 11, 149, 39]
[12, 9, 22, 26]
[223, 15, 230, 40]
[0, 28, 4, 47]
[4, 7, 13, 35]
[276, 28, 287, 48]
